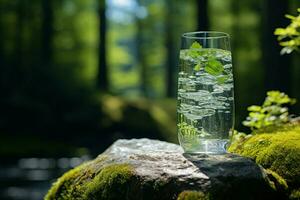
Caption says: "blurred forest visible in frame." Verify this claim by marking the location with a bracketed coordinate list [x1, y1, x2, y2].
[0, 0, 300, 157]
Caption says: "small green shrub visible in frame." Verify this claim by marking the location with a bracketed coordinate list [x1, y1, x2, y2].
[274, 8, 300, 54]
[242, 91, 296, 131]
[290, 189, 300, 199]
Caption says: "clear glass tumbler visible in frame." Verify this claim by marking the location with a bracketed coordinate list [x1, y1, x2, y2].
[177, 31, 234, 154]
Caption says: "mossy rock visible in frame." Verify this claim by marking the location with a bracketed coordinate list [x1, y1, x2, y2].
[46, 139, 282, 200]
[45, 161, 137, 200]
[229, 125, 300, 199]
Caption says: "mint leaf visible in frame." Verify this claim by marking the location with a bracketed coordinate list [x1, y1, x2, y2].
[187, 42, 203, 58]
[189, 50, 200, 58]
[190, 41, 202, 49]
[247, 105, 262, 112]
[194, 63, 201, 71]
[217, 75, 229, 84]
[205, 59, 223, 76]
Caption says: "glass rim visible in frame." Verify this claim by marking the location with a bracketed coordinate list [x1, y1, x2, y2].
[182, 31, 230, 39]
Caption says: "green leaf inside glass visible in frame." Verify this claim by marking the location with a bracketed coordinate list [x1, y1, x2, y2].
[204, 59, 223, 76]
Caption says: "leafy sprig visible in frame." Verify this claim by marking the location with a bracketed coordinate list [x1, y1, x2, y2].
[187, 42, 229, 84]
[242, 91, 296, 131]
[178, 122, 198, 137]
[204, 59, 224, 76]
[274, 8, 300, 54]
[190, 41, 202, 49]
[178, 122, 210, 138]
[188, 41, 204, 59]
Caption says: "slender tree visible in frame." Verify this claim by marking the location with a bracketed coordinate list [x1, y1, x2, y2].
[136, 15, 147, 96]
[41, 0, 54, 66]
[0, 2, 5, 73]
[197, 0, 208, 30]
[97, 0, 108, 91]
[165, 0, 176, 97]
[9, 0, 27, 93]
[15, 0, 25, 68]
[262, 0, 291, 93]
[0, 1, 9, 94]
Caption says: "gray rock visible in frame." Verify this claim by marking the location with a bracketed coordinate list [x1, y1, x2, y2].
[45, 138, 283, 200]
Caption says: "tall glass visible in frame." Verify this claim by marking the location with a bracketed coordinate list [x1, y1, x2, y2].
[177, 31, 234, 154]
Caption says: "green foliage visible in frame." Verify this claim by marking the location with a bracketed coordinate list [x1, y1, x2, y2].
[188, 41, 204, 59]
[216, 75, 229, 84]
[191, 41, 202, 49]
[290, 189, 300, 200]
[185, 42, 230, 84]
[242, 91, 296, 131]
[178, 122, 210, 138]
[178, 122, 199, 137]
[204, 59, 224, 76]
[274, 8, 300, 54]
[194, 63, 202, 71]
[177, 191, 209, 200]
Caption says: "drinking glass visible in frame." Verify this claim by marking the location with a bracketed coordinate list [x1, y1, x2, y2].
[177, 31, 234, 154]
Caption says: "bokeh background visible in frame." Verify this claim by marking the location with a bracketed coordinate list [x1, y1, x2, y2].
[0, 0, 300, 199]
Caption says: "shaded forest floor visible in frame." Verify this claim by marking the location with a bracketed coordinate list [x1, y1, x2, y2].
[0, 95, 177, 159]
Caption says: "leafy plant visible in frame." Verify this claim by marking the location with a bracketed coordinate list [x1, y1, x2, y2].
[204, 59, 224, 76]
[190, 41, 202, 49]
[177, 122, 210, 138]
[187, 41, 229, 84]
[188, 41, 204, 59]
[274, 8, 300, 54]
[178, 122, 198, 137]
[242, 91, 296, 131]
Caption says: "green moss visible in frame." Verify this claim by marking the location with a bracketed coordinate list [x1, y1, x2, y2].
[45, 162, 134, 200]
[84, 164, 135, 200]
[44, 161, 92, 200]
[177, 191, 209, 200]
[229, 126, 300, 185]
[265, 169, 288, 193]
[44, 156, 108, 200]
[229, 125, 300, 199]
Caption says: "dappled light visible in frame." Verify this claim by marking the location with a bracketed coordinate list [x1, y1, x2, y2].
[0, 0, 300, 199]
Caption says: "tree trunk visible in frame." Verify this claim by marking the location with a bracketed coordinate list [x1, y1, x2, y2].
[41, 0, 53, 66]
[10, 0, 26, 92]
[97, 0, 108, 91]
[197, 0, 209, 30]
[165, 0, 175, 97]
[15, 0, 25, 67]
[262, 0, 290, 93]
[136, 17, 147, 96]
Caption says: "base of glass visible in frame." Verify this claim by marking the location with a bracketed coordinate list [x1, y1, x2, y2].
[181, 139, 229, 154]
